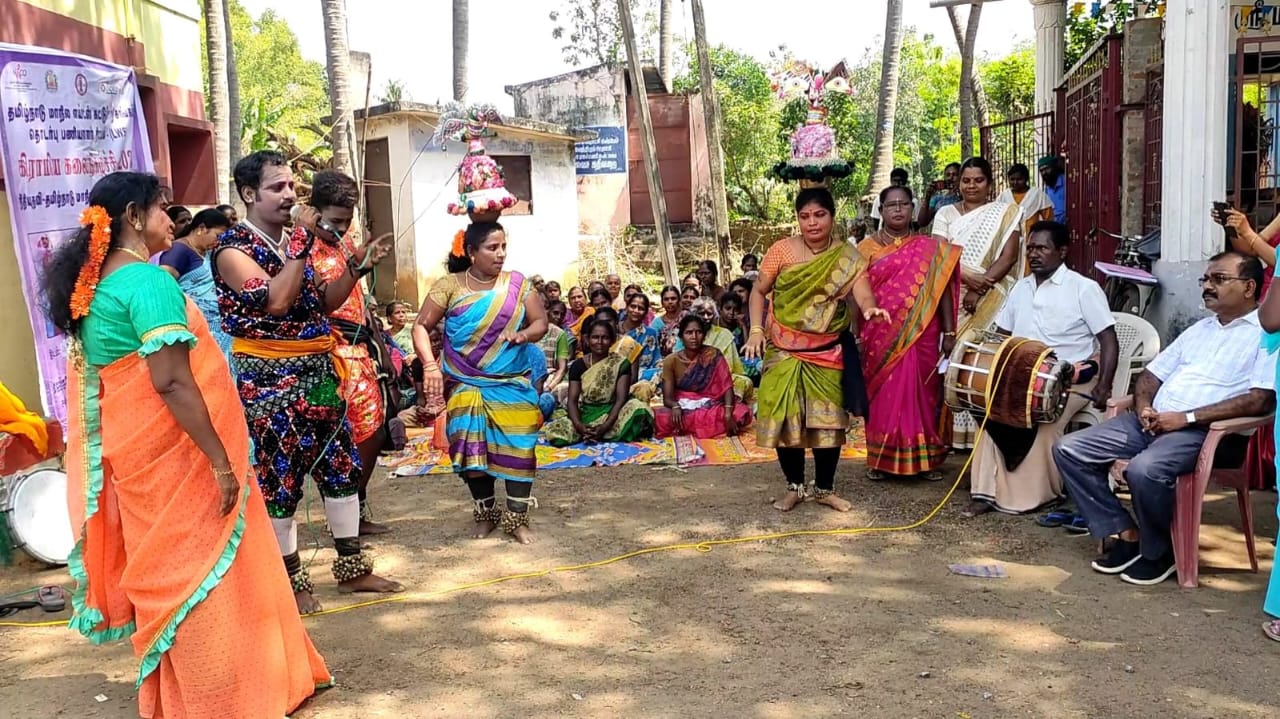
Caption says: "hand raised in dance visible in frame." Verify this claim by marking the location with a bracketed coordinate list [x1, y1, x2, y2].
[862, 306, 890, 323]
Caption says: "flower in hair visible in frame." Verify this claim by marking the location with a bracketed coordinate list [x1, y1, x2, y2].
[451, 230, 466, 259]
[69, 205, 112, 319]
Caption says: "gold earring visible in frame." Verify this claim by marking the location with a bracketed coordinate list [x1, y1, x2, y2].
[134, 221, 143, 232]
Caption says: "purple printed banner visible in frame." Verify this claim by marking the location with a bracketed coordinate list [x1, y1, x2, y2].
[0, 43, 154, 423]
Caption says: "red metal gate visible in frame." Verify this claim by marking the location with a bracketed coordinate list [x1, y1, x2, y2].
[1062, 35, 1124, 279]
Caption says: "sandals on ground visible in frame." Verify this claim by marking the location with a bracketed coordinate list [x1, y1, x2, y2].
[1264, 620, 1280, 643]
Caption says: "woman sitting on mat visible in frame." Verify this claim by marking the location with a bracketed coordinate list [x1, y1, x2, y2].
[678, 297, 755, 403]
[655, 315, 752, 439]
[620, 291, 663, 382]
[544, 318, 654, 446]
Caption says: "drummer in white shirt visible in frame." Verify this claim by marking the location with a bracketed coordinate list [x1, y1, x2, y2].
[964, 221, 1119, 518]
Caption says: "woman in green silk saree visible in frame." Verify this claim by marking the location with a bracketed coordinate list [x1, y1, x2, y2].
[744, 188, 889, 513]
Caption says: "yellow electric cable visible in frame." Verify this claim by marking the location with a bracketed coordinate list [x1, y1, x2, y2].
[0, 339, 1033, 629]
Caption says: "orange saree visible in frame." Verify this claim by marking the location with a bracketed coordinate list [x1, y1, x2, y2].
[66, 297, 330, 719]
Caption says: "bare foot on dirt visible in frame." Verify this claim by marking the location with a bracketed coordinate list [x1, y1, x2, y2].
[360, 519, 392, 536]
[815, 493, 852, 512]
[337, 573, 405, 594]
[772, 489, 803, 512]
[510, 525, 536, 545]
[294, 590, 322, 615]
[961, 500, 993, 518]
[472, 520, 499, 539]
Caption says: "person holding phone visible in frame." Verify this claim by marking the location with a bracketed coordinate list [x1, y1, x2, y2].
[306, 170, 396, 536]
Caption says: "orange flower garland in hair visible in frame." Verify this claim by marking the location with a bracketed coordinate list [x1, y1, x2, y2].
[451, 229, 466, 258]
[69, 205, 112, 319]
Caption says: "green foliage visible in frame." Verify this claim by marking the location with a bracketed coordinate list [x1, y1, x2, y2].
[1065, 1, 1164, 71]
[548, 0, 657, 67]
[981, 42, 1036, 122]
[675, 45, 787, 222]
[380, 79, 409, 104]
[201, 1, 329, 152]
[671, 28, 1031, 222]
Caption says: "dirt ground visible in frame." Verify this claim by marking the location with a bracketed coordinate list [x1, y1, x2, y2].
[2, 455, 1278, 719]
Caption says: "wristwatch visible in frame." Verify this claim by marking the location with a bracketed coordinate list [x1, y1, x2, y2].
[1184, 411, 1197, 426]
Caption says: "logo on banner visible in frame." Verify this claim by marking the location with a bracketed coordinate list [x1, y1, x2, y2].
[74, 73, 88, 96]
[44, 70, 57, 92]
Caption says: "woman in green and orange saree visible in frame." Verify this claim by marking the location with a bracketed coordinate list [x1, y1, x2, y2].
[858, 186, 961, 481]
[45, 172, 330, 718]
[744, 188, 889, 512]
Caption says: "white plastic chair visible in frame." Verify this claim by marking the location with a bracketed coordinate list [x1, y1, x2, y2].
[1070, 312, 1161, 428]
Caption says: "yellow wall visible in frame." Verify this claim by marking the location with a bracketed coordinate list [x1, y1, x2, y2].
[17, 0, 204, 92]
[0, 198, 42, 407]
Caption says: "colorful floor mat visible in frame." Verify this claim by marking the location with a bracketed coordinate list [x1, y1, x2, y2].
[381, 421, 867, 476]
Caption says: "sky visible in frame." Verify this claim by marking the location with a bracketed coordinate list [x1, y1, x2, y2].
[240, 0, 1035, 114]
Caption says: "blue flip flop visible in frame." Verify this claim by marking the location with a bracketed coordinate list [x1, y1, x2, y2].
[1036, 510, 1076, 528]
[1063, 515, 1091, 535]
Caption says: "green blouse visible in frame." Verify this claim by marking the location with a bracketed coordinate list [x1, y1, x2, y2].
[79, 263, 197, 367]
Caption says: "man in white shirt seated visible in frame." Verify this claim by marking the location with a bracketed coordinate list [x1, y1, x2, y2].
[1052, 251, 1276, 586]
[965, 221, 1119, 517]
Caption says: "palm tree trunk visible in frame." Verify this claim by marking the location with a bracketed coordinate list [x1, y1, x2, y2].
[946, 6, 990, 130]
[204, 0, 230, 204]
[658, 0, 674, 91]
[955, 3, 983, 159]
[222, 0, 242, 188]
[321, 0, 355, 176]
[453, 0, 469, 102]
[866, 0, 904, 198]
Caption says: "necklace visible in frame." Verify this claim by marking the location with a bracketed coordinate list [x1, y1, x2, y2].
[115, 246, 149, 263]
[877, 231, 909, 246]
[803, 236, 833, 255]
[463, 270, 497, 292]
[243, 218, 287, 257]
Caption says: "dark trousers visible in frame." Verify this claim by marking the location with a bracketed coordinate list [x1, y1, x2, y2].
[776, 447, 841, 491]
[1051, 413, 1206, 560]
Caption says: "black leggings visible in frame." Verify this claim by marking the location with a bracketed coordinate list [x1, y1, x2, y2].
[776, 447, 840, 491]
[464, 474, 534, 512]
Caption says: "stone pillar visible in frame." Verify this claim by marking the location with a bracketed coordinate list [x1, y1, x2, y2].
[1149, 0, 1231, 340]
[1031, 0, 1067, 113]
[1161, 0, 1229, 264]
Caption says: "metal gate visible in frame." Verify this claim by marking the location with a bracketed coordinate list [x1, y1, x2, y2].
[979, 112, 1056, 194]
[1062, 35, 1124, 279]
[1142, 64, 1164, 235]
[1233, 37, 1280, 232]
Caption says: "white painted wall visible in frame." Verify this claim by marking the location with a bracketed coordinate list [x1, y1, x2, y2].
[402, 123, 582, 298]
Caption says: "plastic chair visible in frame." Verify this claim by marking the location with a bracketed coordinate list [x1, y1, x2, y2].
[1071, 313, 1161, 428]
[1105, 396, 1269, 588]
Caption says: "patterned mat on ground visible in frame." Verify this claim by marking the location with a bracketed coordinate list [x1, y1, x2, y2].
[381, 421, 868, 476]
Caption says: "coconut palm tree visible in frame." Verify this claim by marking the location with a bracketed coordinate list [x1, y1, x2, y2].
[866, 0, 904, 199]
[222, 0, 242, 171]
[950, 4, 985, 159]
[453, 0, 468, 102]
[321, 0, 355, 176]
[204, 0, 231, 203]
[658, 0, 673, 90]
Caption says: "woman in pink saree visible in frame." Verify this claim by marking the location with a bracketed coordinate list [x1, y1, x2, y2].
[859, 186, 961, 480]
[655, 315, 752, 439]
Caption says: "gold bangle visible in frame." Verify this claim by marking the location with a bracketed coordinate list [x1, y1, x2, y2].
[213, 466, 236, 478]
[749, 326, 765, 336]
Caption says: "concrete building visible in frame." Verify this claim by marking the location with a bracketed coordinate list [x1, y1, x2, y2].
[0, 0, 214, 407]
[353, 102, 594, 304]
[505, 63, 712, 236]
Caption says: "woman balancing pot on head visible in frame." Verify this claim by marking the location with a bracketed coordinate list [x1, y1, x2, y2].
[413, 222, 548, 544]
[750, 59, 889, 511]
[744, 187, 889, 511]
[43, 172, 331, 717]
[858, 185, 961, 482]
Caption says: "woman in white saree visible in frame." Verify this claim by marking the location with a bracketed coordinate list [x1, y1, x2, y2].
[931, 156, 1024, 448]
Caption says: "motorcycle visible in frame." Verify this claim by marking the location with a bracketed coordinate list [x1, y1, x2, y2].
[1089, 226, 1161, 316]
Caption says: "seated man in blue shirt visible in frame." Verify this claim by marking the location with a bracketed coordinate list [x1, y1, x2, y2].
[1052, 252, 1276, 586]
[1039, 155, 1067, 224]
